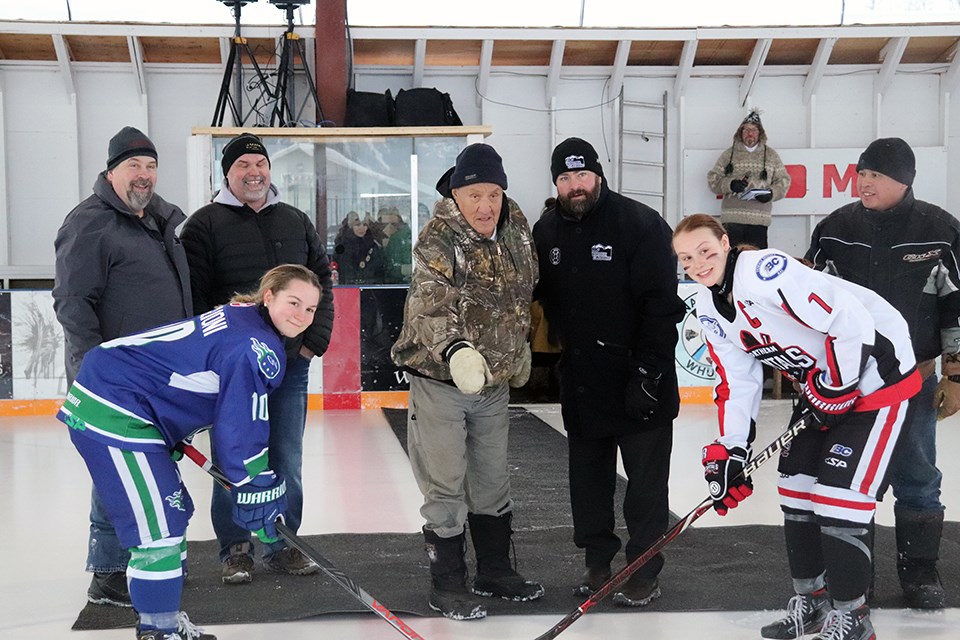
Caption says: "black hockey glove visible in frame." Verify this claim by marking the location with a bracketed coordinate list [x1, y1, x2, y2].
[625, 358, 661, 420]
[232, 471, 287, 544]
[754, 192, 772, 203]
[730, 178, 748, 193]
[702, 443, 753, 516]
[801, 368, 860, 430]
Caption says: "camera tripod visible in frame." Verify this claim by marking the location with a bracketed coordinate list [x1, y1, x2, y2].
[211, 0, 274, 127]
[269, 1, 324, 126]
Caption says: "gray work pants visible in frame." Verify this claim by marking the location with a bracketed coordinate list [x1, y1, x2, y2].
[408, 376, 513, 538]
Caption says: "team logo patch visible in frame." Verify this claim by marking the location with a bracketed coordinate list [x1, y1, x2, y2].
[564, 154, 586, 170]
[902, 249, 942, 263]
[830, 444, 853, 457]
[756, 253, 788, 281]
[250, 338, 281, 379]
[550, 247, 561, 266]
[165, 489, 187, 512]
[675, 294, 716, 381]
[591, 244, 613, 261]
[697, 314, 725, 339]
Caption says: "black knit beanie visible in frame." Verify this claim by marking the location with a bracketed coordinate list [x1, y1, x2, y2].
[551, 137, 604, 182]
[221, 133, 270, 176]
[107, 126, 157, 170]
[449, 143, 508, 190]
[856, 137, 916, 186]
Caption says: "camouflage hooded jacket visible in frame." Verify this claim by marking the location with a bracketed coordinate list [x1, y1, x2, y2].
[391, 196, 538, 387]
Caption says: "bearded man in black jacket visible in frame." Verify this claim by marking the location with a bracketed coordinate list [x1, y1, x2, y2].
[532, 137, 684, 607]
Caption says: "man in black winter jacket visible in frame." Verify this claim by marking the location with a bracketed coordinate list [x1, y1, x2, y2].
[533, 138, 684, 608]
[806, 137, 960, 610]
[180, 133, 335, 584]
[54, 126, 193, 609]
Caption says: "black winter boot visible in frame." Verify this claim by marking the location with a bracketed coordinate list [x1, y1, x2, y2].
[895, 507, 946, 610]
[423, 528, 486, 620]
[468, 512, 545, 602]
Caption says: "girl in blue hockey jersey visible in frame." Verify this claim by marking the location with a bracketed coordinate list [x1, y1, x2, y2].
[58, 264, 322, 640]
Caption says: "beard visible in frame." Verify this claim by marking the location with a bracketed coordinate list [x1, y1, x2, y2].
[557, 181, 601, 218]
[125, 180, 154, 211]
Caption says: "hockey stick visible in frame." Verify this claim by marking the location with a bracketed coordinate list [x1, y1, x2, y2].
[533, 411, 810, 640]
[177, 443, 428, 640]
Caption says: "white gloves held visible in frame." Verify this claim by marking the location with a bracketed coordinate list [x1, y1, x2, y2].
[449, 347, 493, 394]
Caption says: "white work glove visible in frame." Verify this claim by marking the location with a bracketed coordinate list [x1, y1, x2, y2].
[449, 347, 492, 394]
[509, 343, 532, 388]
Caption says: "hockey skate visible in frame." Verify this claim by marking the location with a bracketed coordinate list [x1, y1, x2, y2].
[137, 612, 216, 640]
[760, 589, 830, 639]
[811, 605, 875, 640]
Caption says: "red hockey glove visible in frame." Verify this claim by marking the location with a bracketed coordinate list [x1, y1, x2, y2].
[702, 443, 753, 516]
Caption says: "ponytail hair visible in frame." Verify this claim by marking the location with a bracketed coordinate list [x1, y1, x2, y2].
[230, 264, 322, 305]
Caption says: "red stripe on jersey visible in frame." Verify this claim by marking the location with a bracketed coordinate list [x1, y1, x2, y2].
[811, 493, 876, 511]
[854, 369, 922, 412]
[778, 487, 812, 501]
[858, 403, 900, 494]
[777, 290, 813, 329]
[706, 340, 730, 436]
[823, 335, 842, 385]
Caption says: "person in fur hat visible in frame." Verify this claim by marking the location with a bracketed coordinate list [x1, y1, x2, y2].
[707, 110, 791, 249]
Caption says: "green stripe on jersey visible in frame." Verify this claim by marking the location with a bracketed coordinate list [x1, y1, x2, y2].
[121, 450, 163, 540]
[244, 448, 270, 479]
[63, 383, 164, 446]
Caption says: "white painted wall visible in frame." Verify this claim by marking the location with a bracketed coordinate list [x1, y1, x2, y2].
[2, 58, 960, 281]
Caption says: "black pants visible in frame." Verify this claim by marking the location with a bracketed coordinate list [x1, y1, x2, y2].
[567, 426, 672, 577]
[724, 222, 768, 250]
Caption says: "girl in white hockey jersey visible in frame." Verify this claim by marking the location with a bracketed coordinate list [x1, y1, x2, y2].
[672, 214, 920, 640]
[58, 264, 321, 640]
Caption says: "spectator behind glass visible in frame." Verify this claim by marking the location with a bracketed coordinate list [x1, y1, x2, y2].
[377, 206, 413, 283]
[334, 211, 388, 284]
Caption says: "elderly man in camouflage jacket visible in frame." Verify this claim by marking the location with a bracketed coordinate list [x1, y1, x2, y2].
[391, 143, 542, 621]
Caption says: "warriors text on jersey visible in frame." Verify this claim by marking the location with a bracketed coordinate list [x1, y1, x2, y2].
[694, 249, 918, 449]
[57, 303, 286, 486]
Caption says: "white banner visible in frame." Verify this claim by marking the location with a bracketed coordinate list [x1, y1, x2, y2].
[682, 147, 948, 216]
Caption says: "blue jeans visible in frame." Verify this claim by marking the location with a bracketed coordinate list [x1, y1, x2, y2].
[211, 355, 310, 561]
[887, 374, 944, 513]
[86, 486, 131, 573]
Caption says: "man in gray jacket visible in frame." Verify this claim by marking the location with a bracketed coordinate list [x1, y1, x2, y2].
[53, 126, 192, 608]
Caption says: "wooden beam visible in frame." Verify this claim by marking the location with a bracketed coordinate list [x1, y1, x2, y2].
[315, 0, 347, 127]
[477, 39, 493, 108]
[546, 39, 565, 108]
[943, 41, 960, 95]
[673, 39, 696, 107]
[607, 40, 631, 101]
[803, 37, 836, 105]
[739, 38, 771, 107]
[51, 34, 76, 99]
[413, 39, 426, 88]
[127, 36, 147, 104]
[876, 36, 908, 96]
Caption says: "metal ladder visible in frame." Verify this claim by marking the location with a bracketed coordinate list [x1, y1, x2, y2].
[618, 91, 667, 214]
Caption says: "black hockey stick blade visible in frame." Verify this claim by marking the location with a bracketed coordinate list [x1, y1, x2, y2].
[177, 443, 428, 640]
[532, 411, 810, 640]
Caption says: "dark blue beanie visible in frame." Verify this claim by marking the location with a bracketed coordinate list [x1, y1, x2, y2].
[450, 143, 508, 191]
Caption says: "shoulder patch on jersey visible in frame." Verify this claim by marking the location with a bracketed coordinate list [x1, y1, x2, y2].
[756, 253, 789, 281]
[250, 337, 281, 380]
[698, 315, 726, 339]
